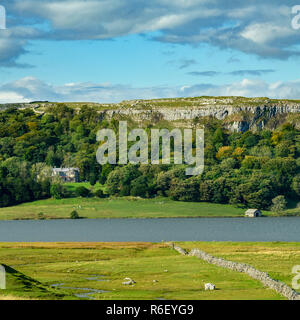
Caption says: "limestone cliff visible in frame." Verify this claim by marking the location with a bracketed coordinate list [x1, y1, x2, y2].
[102, 97, 300, 132]
[1, 96, 300, 132]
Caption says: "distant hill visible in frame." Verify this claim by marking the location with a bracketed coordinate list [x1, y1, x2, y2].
[2, 96, 300, 132]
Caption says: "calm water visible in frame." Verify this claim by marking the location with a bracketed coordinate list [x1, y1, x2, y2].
[0, 218, 299, 242]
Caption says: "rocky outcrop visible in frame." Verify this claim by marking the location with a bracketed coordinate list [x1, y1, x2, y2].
[2, 97, 300, 132]
[105, 104, 299, 121]
[172, 245, 300, 300]
[101, 103, 300, 132]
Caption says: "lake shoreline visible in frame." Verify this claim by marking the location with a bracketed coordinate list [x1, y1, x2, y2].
[0, 196, 299, 220]
[2, 214, 300, 222]
[0, 217, 299, 242]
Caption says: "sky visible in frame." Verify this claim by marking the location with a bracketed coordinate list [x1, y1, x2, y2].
[1, 0, 300, 103]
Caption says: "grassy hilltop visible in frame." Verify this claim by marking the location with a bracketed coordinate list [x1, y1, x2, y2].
[2, 95, 300, 110]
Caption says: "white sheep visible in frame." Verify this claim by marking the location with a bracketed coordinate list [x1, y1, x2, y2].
[204, 283, 216, 291]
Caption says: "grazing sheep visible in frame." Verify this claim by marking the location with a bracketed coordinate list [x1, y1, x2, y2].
[122, 277, 136, 285]
[204, 283, 216, 291]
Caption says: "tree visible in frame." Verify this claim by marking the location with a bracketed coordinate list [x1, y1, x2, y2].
[106, 165, 140, 196]
[211, 177, 229, 203]
[292, 174, 300, 196]
[271, 195, 287, 213]
[89, 173, 97, 186]
[232, 147, 245, 161]
[37, 212, 45, 220]
[274, 141, 295, 158]
[70, 210, 80, 219]
[156, 170, 175, 196]
[241, 156, 261, 170]
[75, 186, 91, 197]
[216, 146, 233, 160]
[271, 131, 283, 146]
[212, 128, 224, 147]
[220, 158, 236, 171]
[169, 178, 199, 202]
[99, 164, 114, 184]
[94, 189, 106, 198]
[249, 145, 272, 158]
[50, 184, 67, 199]
[45, 148, 61, 167]
[199, 180, 214, 202]
[242, 133, 257, 148]
[130, 176, 150, 197]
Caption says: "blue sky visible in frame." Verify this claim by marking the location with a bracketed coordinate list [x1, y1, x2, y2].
[1, 0, 300, 103]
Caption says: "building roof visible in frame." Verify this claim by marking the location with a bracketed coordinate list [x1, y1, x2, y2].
[52, 168, 79, 172]
[245, 209, 260, 213]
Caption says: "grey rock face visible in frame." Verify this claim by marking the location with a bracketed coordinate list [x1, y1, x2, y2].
[3, 99, 300, 133]
[101, 103, 300, 132]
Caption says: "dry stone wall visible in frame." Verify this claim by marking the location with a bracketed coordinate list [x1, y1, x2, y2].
[172, 245, 300, 300]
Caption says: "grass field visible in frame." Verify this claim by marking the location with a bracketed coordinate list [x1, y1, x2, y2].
[0, 180, 296, 220]
[0, 242, 299, 300]
[0, 196, 278, 220]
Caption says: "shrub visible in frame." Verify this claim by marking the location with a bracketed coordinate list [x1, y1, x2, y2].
[37, 212, 45, 220]
[216, 146, 233, 160]
[89, 174, 97, 186]
[70, 210, 80, 219]
[130, 176, 149, 197]
[169, 178, 199, 202]
[94, 189, 106, 198]
[75, 186, 90, 197]
[292, 174, 300, 196]
[106, 165, 140, 196]
[50, 184, 68, 199]
[220, 158, 236, 171]
[271, 195, 287, 213]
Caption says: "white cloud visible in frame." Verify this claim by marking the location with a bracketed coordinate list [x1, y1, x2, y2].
[0, 91, 30, 103]
[1, 76, 300, 104]
[0, 0, 298, 68]
[240, 23, 294, 44]
[181, 78, 300, 99]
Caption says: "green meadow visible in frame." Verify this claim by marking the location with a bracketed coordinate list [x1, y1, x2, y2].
[0, 180, 295, 221]
[0, 196, 273, 220]
[0, 242, 299, 300]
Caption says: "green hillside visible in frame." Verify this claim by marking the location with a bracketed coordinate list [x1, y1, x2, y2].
[0, 264, 71, 300]
[0, 98, 300, 217]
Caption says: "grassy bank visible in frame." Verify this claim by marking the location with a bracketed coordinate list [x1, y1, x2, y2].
[0, 196, 279, 220]
[0, 242, 299, 300]
[0, 180, 296, 220]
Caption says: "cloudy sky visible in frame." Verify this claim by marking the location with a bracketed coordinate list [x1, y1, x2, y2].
[0, 0, 300, 103]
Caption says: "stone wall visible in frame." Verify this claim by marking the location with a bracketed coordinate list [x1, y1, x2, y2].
[172, 245, 300, 300]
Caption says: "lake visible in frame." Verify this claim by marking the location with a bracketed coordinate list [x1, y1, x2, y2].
[0, 217, 299, 242]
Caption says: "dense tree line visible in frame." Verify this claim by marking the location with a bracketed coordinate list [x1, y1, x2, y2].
[0, 105, 300, 209]
[0, 159, 51, 207]
[103, 121, 300, 209]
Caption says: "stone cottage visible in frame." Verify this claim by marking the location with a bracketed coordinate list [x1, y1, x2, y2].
[245, 209, 262, 218]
